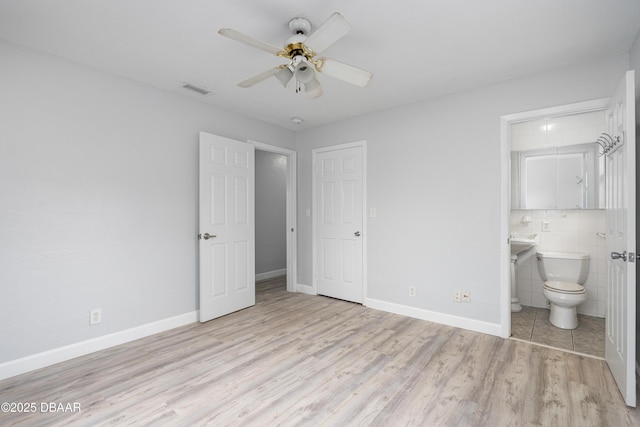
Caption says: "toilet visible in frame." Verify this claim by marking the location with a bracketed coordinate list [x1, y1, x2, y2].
[535, 251, 590, 329]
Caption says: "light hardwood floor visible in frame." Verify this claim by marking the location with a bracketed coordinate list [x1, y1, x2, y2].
[1, 276, 639, 426]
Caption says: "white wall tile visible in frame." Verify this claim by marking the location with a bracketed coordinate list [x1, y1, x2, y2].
[511, 209, 606, 318]
[511, 111, 605, 151]
[581, 299, 598, 316]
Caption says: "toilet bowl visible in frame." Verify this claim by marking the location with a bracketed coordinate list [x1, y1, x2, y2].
[536, 252, 590, 329]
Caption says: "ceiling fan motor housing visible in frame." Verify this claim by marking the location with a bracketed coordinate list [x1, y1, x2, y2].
[284, 18, 315, 60]
[288, 17, 311, 35]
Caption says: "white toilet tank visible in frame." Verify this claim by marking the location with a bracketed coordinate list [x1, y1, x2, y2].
[536, 252, 590, 284]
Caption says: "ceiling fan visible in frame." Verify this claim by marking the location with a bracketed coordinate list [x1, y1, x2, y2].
[218, 12, 373, 98]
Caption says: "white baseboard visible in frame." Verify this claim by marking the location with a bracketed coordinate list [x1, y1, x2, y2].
[0, 311, 198, 381]
[365, 298, 502, 337]
[0, 297, 508, 381]
[255, 268, 287, 281]
[296, 283, 317, 295]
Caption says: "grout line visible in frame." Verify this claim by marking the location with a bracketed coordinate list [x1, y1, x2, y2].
[512, 307, 605, 359]
[529, 311, 535, 341]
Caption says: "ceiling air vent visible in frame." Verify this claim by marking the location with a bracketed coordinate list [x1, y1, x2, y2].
[181, 83, 212, 96]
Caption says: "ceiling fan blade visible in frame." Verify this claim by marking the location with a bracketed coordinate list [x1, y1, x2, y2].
[304, 12, 351, 55]
[218, 28, 283, 55]
[316, 58, 373, 87]
[237, 66, 285, 88]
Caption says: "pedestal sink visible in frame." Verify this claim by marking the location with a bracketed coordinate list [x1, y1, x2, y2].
[511, 233, 539, 255]
[510, 233, 538, 312]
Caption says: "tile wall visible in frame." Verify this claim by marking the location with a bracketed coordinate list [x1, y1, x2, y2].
[510, 110, 605, 151]
[510, 209, 607, 317]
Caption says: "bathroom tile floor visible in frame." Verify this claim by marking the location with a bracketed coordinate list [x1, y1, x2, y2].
[511, 305, 605, 358]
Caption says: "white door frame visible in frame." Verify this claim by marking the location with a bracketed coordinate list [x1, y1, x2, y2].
[249, 140, 297, 292]
[311, 140, 367, 301]
[499, 98, 609, 338]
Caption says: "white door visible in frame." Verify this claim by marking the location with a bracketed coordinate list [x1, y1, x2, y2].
[314, 144, 364, 303]
[604, 70, 636, 407]
[199, 132, 255, 322]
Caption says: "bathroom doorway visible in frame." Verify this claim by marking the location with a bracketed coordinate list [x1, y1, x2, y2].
[503, 99, 607, 358]
[500, 70, 637, 406]
[506, 105, 609, 360]
[500, 98, 609, 340]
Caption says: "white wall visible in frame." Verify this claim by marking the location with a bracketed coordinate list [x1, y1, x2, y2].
[255, 150, 287, 276]
[0, 41, 295, 365]
[295, 54, 629, 330]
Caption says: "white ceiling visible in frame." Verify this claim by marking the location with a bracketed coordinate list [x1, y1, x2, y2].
[1, 0, 639, 131]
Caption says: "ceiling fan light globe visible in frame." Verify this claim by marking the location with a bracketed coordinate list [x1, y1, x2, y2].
[295, 63, 314, 84]
[305, 77, 322, 98]
[274, 67, 294, 87]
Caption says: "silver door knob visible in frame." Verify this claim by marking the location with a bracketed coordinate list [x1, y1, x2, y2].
[203, 233, 216, 240]
[610, 251, 627, 261]
[354, 231, 361, 237]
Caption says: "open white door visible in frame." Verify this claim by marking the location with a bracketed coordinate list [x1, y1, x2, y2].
[199, 132, 255, 322]
[314, 143, 364, 303]
[604, 70, 636, 407]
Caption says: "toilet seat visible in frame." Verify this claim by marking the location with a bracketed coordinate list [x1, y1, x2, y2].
[544, 280, 585, 294]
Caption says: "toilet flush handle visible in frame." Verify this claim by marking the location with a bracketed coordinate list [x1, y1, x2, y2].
[610, 251, 627, 262]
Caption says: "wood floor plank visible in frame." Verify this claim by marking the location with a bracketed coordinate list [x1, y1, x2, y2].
[1, 276, 639, 426]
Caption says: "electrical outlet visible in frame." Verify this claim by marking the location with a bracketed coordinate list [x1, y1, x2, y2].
[409, 286, 416, 297]
[90, 308, 102, 325]
[462, 291, 470, 303]
[454, 291, 461, 303]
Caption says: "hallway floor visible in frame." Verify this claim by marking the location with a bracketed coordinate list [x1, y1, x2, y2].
[511, 305, 605, 358]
